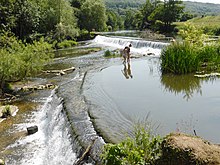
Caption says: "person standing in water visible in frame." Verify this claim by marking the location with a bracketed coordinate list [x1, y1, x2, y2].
[122, 43, 132, 63]
[122, 62, 133, 79]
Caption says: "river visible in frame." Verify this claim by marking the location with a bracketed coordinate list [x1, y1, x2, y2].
[1, 33, 220, 164]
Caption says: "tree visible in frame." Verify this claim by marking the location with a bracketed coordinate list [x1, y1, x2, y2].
[0, 0, 16, 32]
[124, 10, 137, 30]
[70, 0, 85, 9]
[139, 0, 154, 30]
[79, 0, 107, 32]
[0, 0, 41, 40]
[53, 0, 79, 41]
[106, 10, 123, 31]
[0, 32, 53, 95]
[149, 0, 184, 32]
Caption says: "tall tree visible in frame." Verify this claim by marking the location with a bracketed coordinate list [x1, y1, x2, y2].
[53, 0, 79, 41]
[139, 0, 154, 29]
[79, 0, 107, 32]
[0, 0, 16, 31]
[10, 0, 40, 39]
[149, 0, 184, 32]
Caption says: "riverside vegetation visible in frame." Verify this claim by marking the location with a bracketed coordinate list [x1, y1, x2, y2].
[1, 0, 220, 164]
[161, 23, 220, 74]
[101, 23, 220, 165]
[101, 123, 220, 165]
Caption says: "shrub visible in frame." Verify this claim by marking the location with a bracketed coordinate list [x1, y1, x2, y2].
[197, 43, 220, 71]
[2, 105, 11, 118]
[104, 50, 112, 57]
[102, 124, 162, 165]
[104, 50, 120, 58]
[178, 23, 207, 47]
[160, 42, 200, 74]
[161, 24, 220, 74]
[0, 32, 53, 95]
[56, 40, 77, 49]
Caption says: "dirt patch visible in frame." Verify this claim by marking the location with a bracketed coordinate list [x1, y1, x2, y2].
[158, 133, 220, 165]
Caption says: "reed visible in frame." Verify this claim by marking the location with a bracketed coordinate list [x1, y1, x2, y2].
[161, 40, 220, 74]
[160, 42, 200, 74]
[197, 43, 220, 71]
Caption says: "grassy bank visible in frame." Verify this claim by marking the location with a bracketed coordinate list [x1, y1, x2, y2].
[161, 23, 220, 75]
[176, 15, 220, 35]
[101, 126, 220, 165]
[160, 41, 220, 74]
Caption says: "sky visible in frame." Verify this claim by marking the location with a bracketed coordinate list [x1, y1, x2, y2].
[183, 0, 220, 4]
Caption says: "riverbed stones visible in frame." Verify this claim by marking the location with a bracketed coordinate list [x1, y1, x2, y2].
[21, 83, 56, 91]
[27, 125, 38, 135]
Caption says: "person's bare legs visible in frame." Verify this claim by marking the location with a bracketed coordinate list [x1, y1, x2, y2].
[127, 53, 130, 63]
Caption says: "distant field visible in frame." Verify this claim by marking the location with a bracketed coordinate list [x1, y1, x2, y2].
[187, 15, 220, 27]
[175, 15, 220, 35]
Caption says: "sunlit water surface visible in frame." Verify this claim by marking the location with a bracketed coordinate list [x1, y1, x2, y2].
[84, 58, 220, 143]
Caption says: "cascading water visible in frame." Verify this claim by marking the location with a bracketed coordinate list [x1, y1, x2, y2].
[93, 35, 169, 56]
[1, 34, 170, 164]
[5, 89, 77, 165]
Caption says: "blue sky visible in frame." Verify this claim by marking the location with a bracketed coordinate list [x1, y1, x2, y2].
[184, 0, 220, 4]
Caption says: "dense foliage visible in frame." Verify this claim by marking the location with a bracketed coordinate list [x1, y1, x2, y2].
[0, 0, 79, 41]
[160, 24, 220, 74]
[0, 32, 53, 95]
[183, 1, 220, 16]
[102, 123, 162, 165]
[79, 0, 107, 32]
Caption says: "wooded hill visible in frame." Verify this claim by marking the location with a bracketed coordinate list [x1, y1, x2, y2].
[104, 0, 220, 16]
[104, 0, 145, 9]
[183, 1, 220, 16]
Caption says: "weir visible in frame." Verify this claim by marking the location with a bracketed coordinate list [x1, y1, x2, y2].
[93, 35, 169, 56]
[3, 35, 170, 165]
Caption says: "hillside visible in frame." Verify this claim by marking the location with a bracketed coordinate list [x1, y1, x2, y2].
[183, 1, 220, 16]
[104, 0, 145, 9]
[175, 15, 220, 35]
[104, 0, 220, 16]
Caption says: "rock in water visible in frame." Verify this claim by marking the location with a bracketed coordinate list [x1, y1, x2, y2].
[27, 125, 38, 135]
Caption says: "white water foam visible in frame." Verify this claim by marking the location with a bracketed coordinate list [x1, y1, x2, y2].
[6, 89, 77, 165]
[93, 35, 169, 57]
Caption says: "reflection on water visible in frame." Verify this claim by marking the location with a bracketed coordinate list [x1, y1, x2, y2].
[85, 58, 220, 143]
[121, 63, 133, 79]
[161, 74, 202, 100]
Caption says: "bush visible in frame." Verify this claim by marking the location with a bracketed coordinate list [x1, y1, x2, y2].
[2, 105, 11, 118]
[56, 40, 77, 49]
[102, 124, 162, 165]
[160, 42, 200, 74]
[161, 24, 220, 74]
[0, 32, 53, 95]
[77, 29, 95, 41]
[104, 50, 119, 58]
[104, 50, 112, 57]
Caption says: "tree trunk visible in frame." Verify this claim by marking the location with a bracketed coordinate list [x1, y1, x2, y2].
[0, 76, 5, 96]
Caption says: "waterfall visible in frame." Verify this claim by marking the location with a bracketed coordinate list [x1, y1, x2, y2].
[5, 89, 77, 165]
[93, 35, 169, 56]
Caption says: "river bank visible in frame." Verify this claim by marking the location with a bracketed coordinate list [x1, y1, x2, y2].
[1, 34, 220, 164]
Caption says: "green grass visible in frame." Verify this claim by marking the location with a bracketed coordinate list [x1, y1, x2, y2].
[175, 15, 220, 35]
[104, 50, 120, 58]
[102, 123, 162, 165]
[160, 41, 220, 74]
[160, 42, 200, 74]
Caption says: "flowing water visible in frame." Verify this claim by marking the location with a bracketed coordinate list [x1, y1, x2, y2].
[1, 33, 220, 164]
